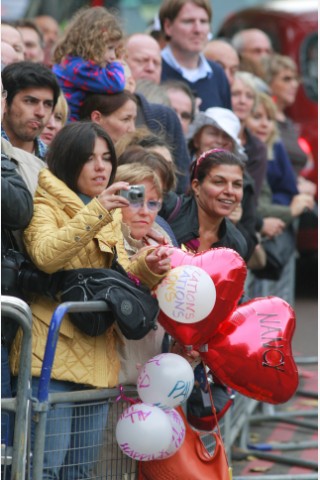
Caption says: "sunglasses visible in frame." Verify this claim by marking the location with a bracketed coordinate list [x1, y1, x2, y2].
[129, 200, 162, 212]
[191, 148, 226, 180]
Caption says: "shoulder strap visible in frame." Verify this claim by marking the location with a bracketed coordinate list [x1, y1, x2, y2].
[167, 196, 183, 223]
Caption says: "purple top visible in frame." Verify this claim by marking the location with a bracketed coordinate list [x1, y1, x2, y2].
[53, 55, 125, 121]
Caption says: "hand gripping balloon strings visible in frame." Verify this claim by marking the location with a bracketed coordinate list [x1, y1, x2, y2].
[116, 384, 139, 405]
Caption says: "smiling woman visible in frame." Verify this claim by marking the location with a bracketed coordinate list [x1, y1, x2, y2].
[159, 149, 249, 260]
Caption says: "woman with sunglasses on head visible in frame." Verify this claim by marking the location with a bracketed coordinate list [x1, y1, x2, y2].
[187, 107, 259, 261]
[159, 148, 248, 260]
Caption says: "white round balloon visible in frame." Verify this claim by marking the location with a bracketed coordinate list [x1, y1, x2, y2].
[116, 403, 172, 461]
[155, 265, 216, 323]
[155, 408, 186, 459]
[137, 353, 194, 409]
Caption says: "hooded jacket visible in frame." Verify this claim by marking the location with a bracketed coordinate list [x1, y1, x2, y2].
[10, 169, 165, 388]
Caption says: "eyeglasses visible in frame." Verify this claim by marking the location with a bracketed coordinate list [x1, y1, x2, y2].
[2, 90, 7, 99]
[129, 200, 162, 212]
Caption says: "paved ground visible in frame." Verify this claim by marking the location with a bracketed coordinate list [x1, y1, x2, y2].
[230, 258, 318, 478]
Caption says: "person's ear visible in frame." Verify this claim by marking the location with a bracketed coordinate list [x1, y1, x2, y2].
[90, 110, 102, 124]
[191, 178, 200, 196]
[163, 18, 173, 38]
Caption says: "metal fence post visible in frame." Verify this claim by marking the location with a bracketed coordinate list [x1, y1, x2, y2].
[1, 296, 32, 480]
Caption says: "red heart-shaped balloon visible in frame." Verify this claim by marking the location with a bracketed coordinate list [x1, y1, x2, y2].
[201, 296, 298, 404]
[156, 247, 247, 349]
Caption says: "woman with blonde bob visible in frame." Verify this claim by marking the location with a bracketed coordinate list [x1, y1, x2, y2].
[231, 71, 268, 203]
[262, 54, 316, 195]
[114, 162, 175, 385]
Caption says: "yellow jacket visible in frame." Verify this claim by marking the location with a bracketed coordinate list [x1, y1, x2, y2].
[10, 169, 165, 388]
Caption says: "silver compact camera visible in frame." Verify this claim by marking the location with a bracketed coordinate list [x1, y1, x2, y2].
[119, 185, 145, 204]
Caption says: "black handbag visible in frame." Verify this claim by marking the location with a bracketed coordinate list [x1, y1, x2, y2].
[187, 364, 234, 431]
[60, 258, 160, 339]
[252, 225, 296, 280]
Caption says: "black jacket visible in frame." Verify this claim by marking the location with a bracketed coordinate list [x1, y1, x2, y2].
[159, 193, 249, 261]
[1, 154, 33, 255]
[1, 153, 33, 345]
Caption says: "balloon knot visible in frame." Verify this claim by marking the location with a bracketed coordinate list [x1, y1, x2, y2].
[116, 385, 139, 405]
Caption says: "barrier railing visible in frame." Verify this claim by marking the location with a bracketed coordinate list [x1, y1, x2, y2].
[32, 301, 140, 480]
[1, 296, 32, 480]
[3, 297, 317, 479]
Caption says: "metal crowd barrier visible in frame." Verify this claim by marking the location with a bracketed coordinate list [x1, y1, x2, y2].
[232, 356, 318, 480]
[3, 298, 317, 479]
[199, 352, 318, 480]
[31, 301, 140, 480]
[1, 296, 32, 480]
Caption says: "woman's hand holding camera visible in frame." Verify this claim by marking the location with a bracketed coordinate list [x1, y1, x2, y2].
[97, 182, 130, 211]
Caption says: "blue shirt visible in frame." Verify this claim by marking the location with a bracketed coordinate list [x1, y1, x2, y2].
[161, 56, 231, 111]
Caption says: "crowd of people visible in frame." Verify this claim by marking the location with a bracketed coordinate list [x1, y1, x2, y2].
[1, 1, 317, 478]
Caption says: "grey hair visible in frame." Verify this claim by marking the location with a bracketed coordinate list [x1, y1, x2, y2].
[233, 71, 259, 107]
[135, 79, 171, 106]
[230, 31, 245, 54]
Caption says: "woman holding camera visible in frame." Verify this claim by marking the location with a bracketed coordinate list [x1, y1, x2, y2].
[9, 121, 171, 479]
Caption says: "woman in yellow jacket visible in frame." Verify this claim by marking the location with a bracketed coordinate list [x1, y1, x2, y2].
[10, 121, 172, 479]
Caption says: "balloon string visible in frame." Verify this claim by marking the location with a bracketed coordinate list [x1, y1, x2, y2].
[115, 385, 139, 405]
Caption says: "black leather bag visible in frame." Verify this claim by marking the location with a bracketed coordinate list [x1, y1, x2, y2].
[252, 225, 296, 280]
[60, 261, 160, 339]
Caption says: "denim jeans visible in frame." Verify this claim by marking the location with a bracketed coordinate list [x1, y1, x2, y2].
[1, 345, 14, 480]
[1, 345, 14, 446]
[29, 377, 109, 480]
